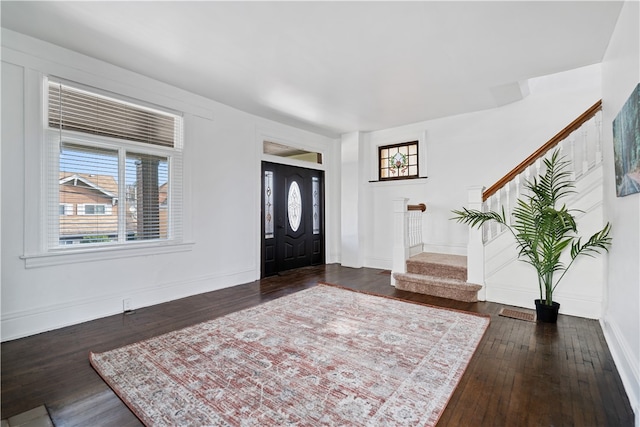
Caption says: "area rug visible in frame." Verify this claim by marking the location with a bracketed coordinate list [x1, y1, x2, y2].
[498, 307, 536, 323]
[90, 284, 490, 426]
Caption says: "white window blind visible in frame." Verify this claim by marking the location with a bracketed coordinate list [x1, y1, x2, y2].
[48, 82, 178, 148]
[47, 80, 183, 249]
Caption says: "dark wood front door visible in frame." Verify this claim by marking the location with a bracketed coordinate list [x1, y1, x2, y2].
[262, 162, 324, 276]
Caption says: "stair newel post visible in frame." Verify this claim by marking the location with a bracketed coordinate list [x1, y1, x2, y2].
[467, 186, 486, 301]
[391, 198, 410, 287]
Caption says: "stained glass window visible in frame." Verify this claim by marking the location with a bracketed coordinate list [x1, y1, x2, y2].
[379, 141, 419, 180]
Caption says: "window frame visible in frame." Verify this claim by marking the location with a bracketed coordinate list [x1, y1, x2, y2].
[59, 203, 73, 216]
[77, 204, 110, 216]
[46, 129, 181, 251]
[378, 140, 420, 181]
[42, 77, 185, 255]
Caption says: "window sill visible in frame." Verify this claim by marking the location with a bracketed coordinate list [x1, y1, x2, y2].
[368, 177, 428, 186]
[21, 241, 195, 269]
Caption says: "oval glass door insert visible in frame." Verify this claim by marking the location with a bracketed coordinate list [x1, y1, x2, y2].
[288, 181, 302, 232]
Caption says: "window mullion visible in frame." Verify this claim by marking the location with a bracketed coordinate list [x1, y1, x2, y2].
[167, 156, 173, 240]
[118, 148, 127, 243]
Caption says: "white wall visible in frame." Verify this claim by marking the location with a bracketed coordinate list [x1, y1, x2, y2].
[600, 1, 640, 424]
[340, 131, 365, 267]
[1, 30, 338, 341]
[358, 65, 602, 269]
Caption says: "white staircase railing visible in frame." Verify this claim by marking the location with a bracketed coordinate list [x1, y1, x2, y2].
[466, 101, 603, 297]
[391, 198, 426, 286]
[476, 101, 602, 244]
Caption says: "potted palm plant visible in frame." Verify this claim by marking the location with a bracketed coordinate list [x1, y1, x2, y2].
[452, 149, 612, 323]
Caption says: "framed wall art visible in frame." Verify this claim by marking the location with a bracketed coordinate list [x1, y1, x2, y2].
[613, 83, 640, 197]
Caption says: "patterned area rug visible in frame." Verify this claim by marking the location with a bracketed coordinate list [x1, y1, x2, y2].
[90, 284, 490, 426]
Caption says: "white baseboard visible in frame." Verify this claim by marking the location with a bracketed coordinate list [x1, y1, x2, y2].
[364, 257, 391, 270]
[600, 315, 640, 426]
[485, 284, 602, 319]
[1, 269, 256, 342]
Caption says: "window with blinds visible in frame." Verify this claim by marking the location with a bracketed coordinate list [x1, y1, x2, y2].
[47, 80, 183, 249]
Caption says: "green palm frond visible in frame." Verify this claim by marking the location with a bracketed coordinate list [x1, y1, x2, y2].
[451, 207, 507, 227]
[570, 222, 612, 259]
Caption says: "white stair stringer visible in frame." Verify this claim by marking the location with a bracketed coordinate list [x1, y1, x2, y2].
[482, 163, 607, 319]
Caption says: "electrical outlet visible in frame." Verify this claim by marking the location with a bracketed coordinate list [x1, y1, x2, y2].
[123, 298, 132, 312]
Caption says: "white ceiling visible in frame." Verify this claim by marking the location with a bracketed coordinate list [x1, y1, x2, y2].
[1, 1, 623, 137]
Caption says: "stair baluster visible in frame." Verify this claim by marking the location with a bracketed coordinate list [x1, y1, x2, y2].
[595, 110, 602, 165]
[582, 127, 589, 175]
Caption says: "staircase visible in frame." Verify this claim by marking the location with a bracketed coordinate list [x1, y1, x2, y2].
[391, 102, 603, 310]
[393, 252, 482, 302]
[462, 100, 606, 318]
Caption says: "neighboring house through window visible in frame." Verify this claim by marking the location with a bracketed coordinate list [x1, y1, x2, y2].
[46, 80, 183, 248]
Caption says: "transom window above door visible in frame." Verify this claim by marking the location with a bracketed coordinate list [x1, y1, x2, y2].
[378, 141, 419, 180]
[263, 141, 322, 165]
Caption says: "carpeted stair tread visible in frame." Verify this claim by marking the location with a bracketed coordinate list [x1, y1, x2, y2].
[394, 272, 482, 290]
[408, 252, 467, 268]
[394, 252, 481, 302]
[393, 271, 481, 302]
[406, 252, 467, 281]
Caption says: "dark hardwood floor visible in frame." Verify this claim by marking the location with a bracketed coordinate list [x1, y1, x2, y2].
[1, 264, 634, 426]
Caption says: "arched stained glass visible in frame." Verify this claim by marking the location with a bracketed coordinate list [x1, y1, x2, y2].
[288, 181, 302, 232]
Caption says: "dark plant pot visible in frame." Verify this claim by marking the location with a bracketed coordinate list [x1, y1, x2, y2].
[535, 299, 560, 323]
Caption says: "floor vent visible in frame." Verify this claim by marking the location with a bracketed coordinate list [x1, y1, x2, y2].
[499, 307, 536, 323]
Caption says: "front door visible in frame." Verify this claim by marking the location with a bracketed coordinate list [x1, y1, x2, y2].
[262, 162, 324, 276]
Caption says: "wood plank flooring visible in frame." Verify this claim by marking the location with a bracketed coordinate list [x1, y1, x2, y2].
[1, 264, 634, 426]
